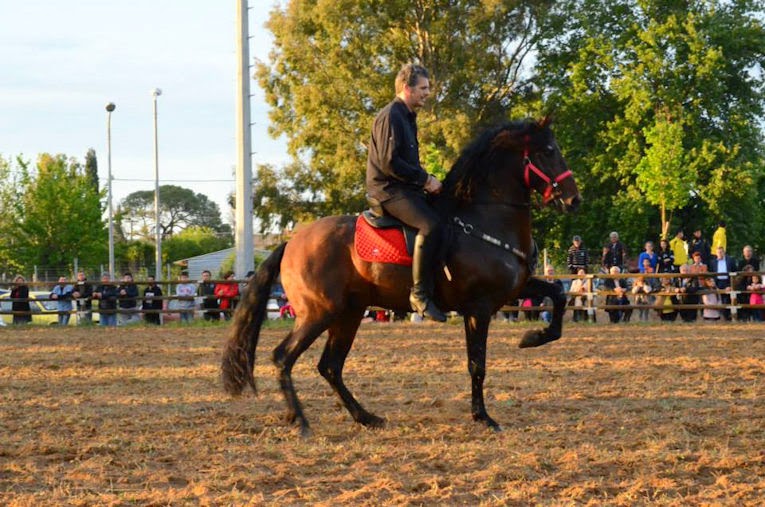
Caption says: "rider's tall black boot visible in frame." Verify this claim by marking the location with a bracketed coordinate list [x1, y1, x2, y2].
[409, 233, 447, 322]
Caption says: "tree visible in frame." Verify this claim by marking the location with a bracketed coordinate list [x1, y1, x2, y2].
[1, 153, 106, 272]
[84, 148, 99, 191]
[255, 0, 554, 229]
[118, 185, 230, 240]
[534, 0, 765, 257]
[163, 226, 233, 263]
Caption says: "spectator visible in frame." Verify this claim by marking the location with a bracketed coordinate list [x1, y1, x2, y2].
[637, 241, 658, 273]
[566, 235, 589, 274]
[676, 264, 700, 322]
[631, 275, 653, 322]
[739, 245, 760, 272]
[669, 229, 688, 269]
[656, 238, 675, 274]
[214, 271, 240, 321]
[689, 227, 711, 266]
[93, 274, 119, 327]
[656, 277, 679, 322]
[117, 272, 140, 326]
[701, 276, 721, 321]
[540, 266, 564, 323]
[142, 275, 163, 325]
[50, 276, 74, 326]
[711, 220, 727, 253]
[72, 271, 94, 324]
[602, 266, 631, 323]
[175, 271, 196, 324]
[602, 232, 627, 271]
[733, 265, 755, 321]
[709, 246, 735, 321]
[10, 275, 31, 325]
[746, 274, 764, 322]
[689, 251, 708, 274]
[198, 270, 219, 321]
[568, 268, 589, 323]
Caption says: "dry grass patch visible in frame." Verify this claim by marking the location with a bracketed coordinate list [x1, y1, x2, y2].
[1, 322, 763, 505]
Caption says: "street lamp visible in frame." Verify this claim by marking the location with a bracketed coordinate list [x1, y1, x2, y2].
[151, 88, 162, 281]
[105, 102, 116, 280]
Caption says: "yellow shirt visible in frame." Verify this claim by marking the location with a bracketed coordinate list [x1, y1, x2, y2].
[711, 227, 727, 253]
[670, 236, 688, 266]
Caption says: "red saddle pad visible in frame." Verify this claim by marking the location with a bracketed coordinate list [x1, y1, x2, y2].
[354, 215, 412, 266]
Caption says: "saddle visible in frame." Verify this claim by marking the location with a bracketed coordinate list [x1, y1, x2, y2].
[354, 197, 417, 265]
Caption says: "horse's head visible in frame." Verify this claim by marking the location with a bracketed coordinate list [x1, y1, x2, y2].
[493, 116, 581, 212]
[443, 117, 581, 212]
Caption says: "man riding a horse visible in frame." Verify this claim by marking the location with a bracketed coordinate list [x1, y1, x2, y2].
[366, 63, 446, 322]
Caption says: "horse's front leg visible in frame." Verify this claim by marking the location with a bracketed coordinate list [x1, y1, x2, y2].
[463, 311, 501, 431]
[518, 278, 565, 348]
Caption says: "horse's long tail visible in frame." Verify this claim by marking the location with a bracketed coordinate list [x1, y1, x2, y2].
[221, 242, 287, 396]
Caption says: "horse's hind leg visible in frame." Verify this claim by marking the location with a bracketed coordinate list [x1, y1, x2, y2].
[273, 317, 330, 436]
[518, 278, 565, 348]
[318, 308, 385, 428]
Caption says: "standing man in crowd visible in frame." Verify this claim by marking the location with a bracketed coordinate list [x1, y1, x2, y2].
[711, 220, 727, 253]
[72, 271, 93, 324]
[198, 270, 219, 321]
[602, 231, 627, 272]
[670, 229, 688, 269]
[709, 246, 736, 321]
[739, 245, 760, 272]
[117, 272, 139, 325]
[366, 63, 446, 322]
[93, 273, 118, 327]
[637, 241, 658, 273]
[176, 271, 196, 323]
[50, 276, 74, 326]
[567, 235, 589, 274]
[142, 275, 164, 325]
[689, 227, 711, 266]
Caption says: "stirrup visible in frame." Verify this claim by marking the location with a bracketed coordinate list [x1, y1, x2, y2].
[409, 294, 447, 322]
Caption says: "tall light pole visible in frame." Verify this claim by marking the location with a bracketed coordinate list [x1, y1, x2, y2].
[105, 102, 116, 279]
[151, 88, 162, 281]
[235, 0, 254, 278]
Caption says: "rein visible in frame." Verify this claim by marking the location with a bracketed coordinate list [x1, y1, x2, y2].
[452, 216, 527, 262]
[523, 148, 573, 204]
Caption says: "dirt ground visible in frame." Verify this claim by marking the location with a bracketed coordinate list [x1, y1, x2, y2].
[1, 320, 763, 505]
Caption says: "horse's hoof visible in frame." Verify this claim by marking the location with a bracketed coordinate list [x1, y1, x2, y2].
[518, 329, 560, 348]
[299, 425, 313, 439]
[358, 413, 386, 428]
[474, 414, 502, 431]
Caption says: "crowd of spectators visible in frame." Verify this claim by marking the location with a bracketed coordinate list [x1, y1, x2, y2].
[558, 221, 764, 323]
[1, 270, 248, 326]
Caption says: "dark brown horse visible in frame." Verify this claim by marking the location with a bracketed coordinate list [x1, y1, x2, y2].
[222, 117, 580, 435]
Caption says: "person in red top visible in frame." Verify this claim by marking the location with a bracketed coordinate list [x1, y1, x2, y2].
[214, 271, 240, 321]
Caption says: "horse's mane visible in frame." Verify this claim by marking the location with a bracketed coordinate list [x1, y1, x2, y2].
[441, 119, 537, 205]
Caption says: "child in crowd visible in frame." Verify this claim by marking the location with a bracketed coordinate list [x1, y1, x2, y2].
[175, 272, 197, 323]
[701, 276, 721, 321]
[747, 274, 764, 322]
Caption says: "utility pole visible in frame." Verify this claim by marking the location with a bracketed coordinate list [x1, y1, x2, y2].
[235, 0, 254, 278]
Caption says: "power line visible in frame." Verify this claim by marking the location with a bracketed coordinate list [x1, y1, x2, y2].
[113, 178, 235, 183]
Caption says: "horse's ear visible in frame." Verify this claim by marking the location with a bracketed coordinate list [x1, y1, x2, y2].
[539, 113, 555, 128]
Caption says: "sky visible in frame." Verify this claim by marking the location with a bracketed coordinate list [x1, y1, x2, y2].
[0, 1, 287, 225]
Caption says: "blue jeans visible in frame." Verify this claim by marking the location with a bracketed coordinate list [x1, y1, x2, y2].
[58, 311, 71, 326]
[99, 311, 117, 327]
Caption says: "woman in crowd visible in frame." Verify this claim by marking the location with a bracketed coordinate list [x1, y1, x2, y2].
[10, 275, 31, 325]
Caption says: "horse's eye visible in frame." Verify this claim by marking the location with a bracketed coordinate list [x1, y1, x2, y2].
[545, 145, 555, 155]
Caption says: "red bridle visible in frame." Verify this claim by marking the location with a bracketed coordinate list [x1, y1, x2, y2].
[523, 148, 574, 204]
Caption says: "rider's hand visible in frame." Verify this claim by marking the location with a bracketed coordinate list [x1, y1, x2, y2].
[424, 174, 442, 194]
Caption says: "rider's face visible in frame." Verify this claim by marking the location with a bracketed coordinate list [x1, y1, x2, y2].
[404, 77, 430, 110]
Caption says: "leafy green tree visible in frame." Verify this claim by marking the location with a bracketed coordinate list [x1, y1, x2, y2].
[2, 153, 106, 272]
[84, 148, 99, 191]
[119, 185, 231, 240]
[255, 0, 554, 229]
[162, 226, 233, 264]
[535, 0, 765, 258]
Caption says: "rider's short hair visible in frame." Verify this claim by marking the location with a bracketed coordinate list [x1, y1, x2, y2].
[395, 64, 429, 94]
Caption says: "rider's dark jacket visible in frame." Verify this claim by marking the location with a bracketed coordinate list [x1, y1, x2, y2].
[366, 97, 429, 203]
